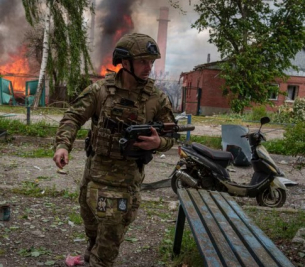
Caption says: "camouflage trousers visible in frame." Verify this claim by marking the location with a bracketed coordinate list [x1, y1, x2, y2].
[79, 156, 144, 267]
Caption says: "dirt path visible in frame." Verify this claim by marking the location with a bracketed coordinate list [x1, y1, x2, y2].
[0, 139, 304, 266]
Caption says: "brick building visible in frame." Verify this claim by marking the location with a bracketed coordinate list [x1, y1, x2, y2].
[180, 49, 305, 115]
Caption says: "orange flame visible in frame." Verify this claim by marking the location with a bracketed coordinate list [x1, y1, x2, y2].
[0, 46, 31, 94]
[100, 62, 122, 76]
[99, 15, 133, 76]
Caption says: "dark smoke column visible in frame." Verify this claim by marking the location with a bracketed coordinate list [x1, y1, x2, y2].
[94, 0, 135, 74]
[154, 7, 170, 78]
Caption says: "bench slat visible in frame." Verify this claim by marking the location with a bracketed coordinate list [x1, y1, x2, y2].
[198, 190, 259, 267]
[219, 192, 295, 267]
[210, 191, 278, 267]
[189, 189, 243, 267]
[178, 189, 223, 266]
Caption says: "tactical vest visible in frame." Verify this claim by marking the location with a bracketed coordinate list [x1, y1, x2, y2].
[91, 72, 155, 160]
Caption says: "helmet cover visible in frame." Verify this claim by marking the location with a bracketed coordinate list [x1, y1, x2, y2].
[113, 33, 161, 66]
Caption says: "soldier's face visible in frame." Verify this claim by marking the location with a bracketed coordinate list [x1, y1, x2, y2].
[132, 59, 155, 80]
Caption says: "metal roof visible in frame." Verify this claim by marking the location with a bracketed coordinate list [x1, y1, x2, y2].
[284, 49, 305, 77]
[192, 49, 305, 77]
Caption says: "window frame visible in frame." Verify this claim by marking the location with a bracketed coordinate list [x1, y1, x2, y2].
[286, 85, 299, 102]
[268, 84, 279, 100]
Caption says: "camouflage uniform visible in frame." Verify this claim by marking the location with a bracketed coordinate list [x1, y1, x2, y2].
[55, 45, 175, 265]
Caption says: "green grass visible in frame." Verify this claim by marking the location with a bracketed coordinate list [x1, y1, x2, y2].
[180, 132, 290, 155]
[0, 117, 88, 139]
[189, 135, 222, 149]
[18, 246, 51, 257]
[0, 105, 66, 116]
[245, 208, 305, 240]
[263, 139, 290, 155]
[141, 201, 173, 220]
[68, 212, 83, 225]
[11, 182, 79, 200]
[159, 226, 202, 267]
[13, 147, 54, 158]
[0, 118, 56, 137]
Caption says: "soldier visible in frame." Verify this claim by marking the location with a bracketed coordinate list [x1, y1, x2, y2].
[53, 33, 175, 267]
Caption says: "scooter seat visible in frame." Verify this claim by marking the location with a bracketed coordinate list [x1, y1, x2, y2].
[192, 143, 233, 161]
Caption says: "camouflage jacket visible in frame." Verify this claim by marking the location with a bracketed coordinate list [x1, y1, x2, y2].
[55, 69, 176, 155]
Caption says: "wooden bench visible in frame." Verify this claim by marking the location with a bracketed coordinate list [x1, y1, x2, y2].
[173, 188, 294, 267]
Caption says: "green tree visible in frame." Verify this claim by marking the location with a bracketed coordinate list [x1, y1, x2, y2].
[22, 0, 94, 103]
[192, 0, 305, 113]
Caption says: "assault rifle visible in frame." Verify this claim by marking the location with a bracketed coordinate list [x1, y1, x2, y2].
[119, 122, 195, 164]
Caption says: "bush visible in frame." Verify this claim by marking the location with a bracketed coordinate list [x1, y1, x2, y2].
[273, 97, 305, 124]
[272, 103, 293, 124]
[263, 139, 289, 155]
[251, 106, 267, 121]
[283, 122, 305, 157]
[293, 97, 305, 122]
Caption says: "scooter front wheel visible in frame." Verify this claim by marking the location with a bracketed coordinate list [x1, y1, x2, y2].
[256, 187, 287, 208]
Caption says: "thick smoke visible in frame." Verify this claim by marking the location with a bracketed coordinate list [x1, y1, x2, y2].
[93, 0, 139, 72]
[0, 0, 30, 64]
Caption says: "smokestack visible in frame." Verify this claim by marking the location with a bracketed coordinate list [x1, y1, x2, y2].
[154, 7, 170, 78]
[207, 53, 210, 63]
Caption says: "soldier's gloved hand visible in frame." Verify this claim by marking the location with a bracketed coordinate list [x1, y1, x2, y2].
[133, 127, 161, 150]
[53, 148, 69, 169]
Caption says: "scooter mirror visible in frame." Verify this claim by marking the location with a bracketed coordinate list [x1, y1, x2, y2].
[260, 117, 270, 125]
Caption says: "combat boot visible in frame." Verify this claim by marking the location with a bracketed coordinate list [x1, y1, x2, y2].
[84, 237, 96, 263]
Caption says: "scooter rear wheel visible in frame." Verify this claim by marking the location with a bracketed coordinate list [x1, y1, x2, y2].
[256, 187, 286, 208]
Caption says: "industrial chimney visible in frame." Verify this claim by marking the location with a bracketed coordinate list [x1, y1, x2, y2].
[207, 53, 210, 63]
[154, 7, 170, 78]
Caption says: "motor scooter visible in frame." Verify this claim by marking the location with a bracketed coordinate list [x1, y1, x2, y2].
[170, 117, 287, 208]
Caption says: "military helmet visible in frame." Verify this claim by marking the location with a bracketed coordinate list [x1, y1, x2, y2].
[112, 33, 161, 66]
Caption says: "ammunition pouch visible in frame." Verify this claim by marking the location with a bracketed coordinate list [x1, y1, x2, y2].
[92, 128, 124, 160]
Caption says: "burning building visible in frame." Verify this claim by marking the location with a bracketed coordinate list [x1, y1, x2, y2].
[0, 0, 176, 106]
[0, 0, 35, 103]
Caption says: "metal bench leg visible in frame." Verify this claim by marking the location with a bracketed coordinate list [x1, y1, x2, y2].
[172, 204, 186, 257]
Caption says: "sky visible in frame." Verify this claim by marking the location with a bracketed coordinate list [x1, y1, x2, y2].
[133, 0, 221, 79]
[0, 0, 221, 81]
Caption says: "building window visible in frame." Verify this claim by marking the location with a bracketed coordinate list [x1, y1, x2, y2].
[269, 92, 278, 100]
[269, 84, 279, 100]
[287, 85, 298, 101]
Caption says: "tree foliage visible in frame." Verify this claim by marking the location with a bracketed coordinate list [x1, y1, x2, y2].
[192, 0, 305, 113]
[283, 121, 305, 168]
[22, 0, 94, 95]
